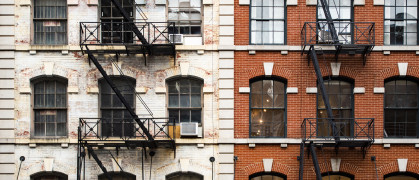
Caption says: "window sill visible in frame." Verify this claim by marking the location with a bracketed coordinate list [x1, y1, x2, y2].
[16, 137, 75, 144]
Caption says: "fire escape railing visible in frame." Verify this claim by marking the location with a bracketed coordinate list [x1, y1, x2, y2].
[79, 118, 176, 141]
[301, 22, 375, 48]
[301, 118, 375, 142]
[80, 22, 175, 46]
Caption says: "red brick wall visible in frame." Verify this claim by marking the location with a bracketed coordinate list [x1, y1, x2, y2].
[235, 0, 384, 46]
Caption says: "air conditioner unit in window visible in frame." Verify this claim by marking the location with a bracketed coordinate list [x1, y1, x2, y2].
[169, 34, 183, 44]
[319, 30, 333, 44]
[180, 122, 198, 137]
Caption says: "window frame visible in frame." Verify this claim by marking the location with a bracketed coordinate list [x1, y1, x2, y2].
[98, 76, 137, 137]
[316, 77, 354, 137]
[31, 76, 68, 138]
[321, 172, 354, 180]
[384, 77, 419, 138]
[316, 0, 354, 44]
[384, 172, 419, 180]
[249, 76, 287, 138]
[99, 0, 136, 44]
[384, 0, 419, 45]
[98, 172, 136, 180]
[32, 0, 68, 45]
[249, 0, 287, 45]
[166, 172, 204, 180]
[249, 172, 287, 180]
[31, 171, 68, 180]
[166, 76, 204, 125]
[167, 0, 204, 36]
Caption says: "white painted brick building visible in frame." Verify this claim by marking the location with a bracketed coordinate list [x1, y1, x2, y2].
[0, 0, 234, 179]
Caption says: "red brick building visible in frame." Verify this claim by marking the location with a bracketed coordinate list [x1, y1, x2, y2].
[223, 0, 419, 179]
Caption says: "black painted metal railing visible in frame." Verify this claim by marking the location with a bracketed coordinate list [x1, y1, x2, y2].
[79, 117, 175, 141]
[301, 118, 374, 141]
[80, 22, 175, 46]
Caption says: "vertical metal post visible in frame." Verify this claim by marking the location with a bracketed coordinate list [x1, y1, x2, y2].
[310, 142, 322, 180]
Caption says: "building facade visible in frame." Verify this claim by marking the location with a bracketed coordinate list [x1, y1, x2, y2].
[3, 0, 419, 180]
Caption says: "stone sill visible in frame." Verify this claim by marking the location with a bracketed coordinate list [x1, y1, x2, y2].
[14, 138, 219, 144]
[219, 45, 419, 52]
[218, 138, 419, 145]
[15, 45, 218, 51]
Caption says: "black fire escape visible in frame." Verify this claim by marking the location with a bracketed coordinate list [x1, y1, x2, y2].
[299, 0, 375, 179]
[77, 1, 176, 180]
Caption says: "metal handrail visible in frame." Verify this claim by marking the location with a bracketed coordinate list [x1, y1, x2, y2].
[80, 21, 175, 46]
[301, 22, 375, 48]
[301, 118, 374, 141]
[78, 117, 176, 141]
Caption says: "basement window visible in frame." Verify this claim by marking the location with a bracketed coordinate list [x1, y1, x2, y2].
[33, 78, 68, 137]
[33, 0, 67, 45]
[384, 0, 418, 45]
[250, 0, 286, 45]
[384, 78, 419, 138]
[250, 77, 286, 138]
[168, 0, 202, 35]
[99, 77, 136, 137]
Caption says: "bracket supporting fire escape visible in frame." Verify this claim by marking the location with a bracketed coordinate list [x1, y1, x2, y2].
[86, 144, 112, 180]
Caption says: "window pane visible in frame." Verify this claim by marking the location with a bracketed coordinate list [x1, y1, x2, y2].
[191, 94, 201, 107]
[191, 110, 201, 123]
[180, 94, 190, 107]
[180, 110, 190, 123]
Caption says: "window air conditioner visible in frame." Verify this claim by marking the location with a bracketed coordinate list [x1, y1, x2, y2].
[169, 34, 184, 44]
[319, 30, 333, 43]
[180, 122, 198, 137]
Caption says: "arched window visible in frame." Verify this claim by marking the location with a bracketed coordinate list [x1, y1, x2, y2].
[249, 172, 287, 180]
[33, 77, 68, 137]
[99, 76, 136, 137]
[167, 77, 203, 124]
[384, 78, 419, 137]
[98, 172, 136, 180]
[317, 78, 353, 137]
[321, 172, 354, 180]
[31, 171, 68, 180]
[250, 77, 286, 137]
[384, 172, 419, 180]
[166, 172, 203, 180]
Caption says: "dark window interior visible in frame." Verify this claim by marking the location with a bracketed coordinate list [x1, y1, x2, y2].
[168, 78, 203, 124]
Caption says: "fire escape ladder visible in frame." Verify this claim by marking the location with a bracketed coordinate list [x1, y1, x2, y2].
[298, 142, 305, 180]
[110, 0, 149, 45]
[318, 0, 340, 46]
[85, 45, 156, 144]
[86, 144, 113, 180]
[309, 142, 322, 180]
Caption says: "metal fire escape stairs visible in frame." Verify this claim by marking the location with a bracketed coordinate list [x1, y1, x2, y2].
[298, 0, 375, 179]
[78, 1, 176, 180]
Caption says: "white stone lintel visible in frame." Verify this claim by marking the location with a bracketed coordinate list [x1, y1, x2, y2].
[88, 87, 99, 94]
[20, 87, 32, 94]
[398, 159, 408, 172]
[263, 62, 274, 76]
[398, 63, 408, 76]
[286, 87, 298, 94]
[263, 159, 273, 172]
[354, 0, 365, 5]
[353, 87, 365, 94]
[203, 87, 214, 94]
[155, 87, 166, 94]
[374, 87, 385, 94]
[135, 87, 147, 94]
[68, 86, 79, 94]
[306, 87, 317, 94]
[239, 87, 250, 93]
[374, 0, 384, 5]
[239, 0, 250, 5]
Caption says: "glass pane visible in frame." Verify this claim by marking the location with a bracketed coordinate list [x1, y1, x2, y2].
[35, 122, 45, 136]
[57, 110, 66, 122]
[263, 80, 274, 107]
[263, 7, 273, 19]
[191, 110, 201, 123]
[56, 123, 66, 136]
[168, 81, 180, 93]
[251, 109, 262, 137]
[385, 0, 396, 6]
[273, 7, 284, 19]
[112, 94, 123, 107]
[406, 80, 417, 93]
[272, 110, 284, 137]
[180, 110, 190, 123]
[191, 94, 201, 107]
[407, 0, 417, 6]
[180, 94, 190, 107]
[180, 79, 190, 93]
[385, 81, 396, 93]
[169, 94, 179, 107]
[169, 110, 179, 123]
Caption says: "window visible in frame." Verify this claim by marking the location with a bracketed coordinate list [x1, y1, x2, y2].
[100, 0, 134, 43]
[168, 0, 202, 35]
[167, 78, 203, 124]
[317, 79, 353, 137]
[166, 172, 203, 180]
[321, 172, 354, 180]
[250, 0, 285, 44]
[33, 0, 67, 45]
[384, 78, 419, 137]
[99, 77, 136, 137]
[33, 78, 67, 137]
[98, 172, 136, 180]
[385, 172, 419, 180]
[317, 0, 352, 44]
[250, 78, 286, 137]
[31, 171, 68, 180]
[249, 172, 287, 180]
[384, 0, 418, 45]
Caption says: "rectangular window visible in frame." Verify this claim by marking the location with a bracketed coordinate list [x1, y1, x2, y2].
[168, 0, 202, 35]
[317, 0, 352, 44]
[100, 0, 135, 43]
[34, 0, 67, 45]
[34, 80, 67, 137]
[250, 0, 285, 44]
[384, 0, 418, 45]
[168, 78, 203, 124]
